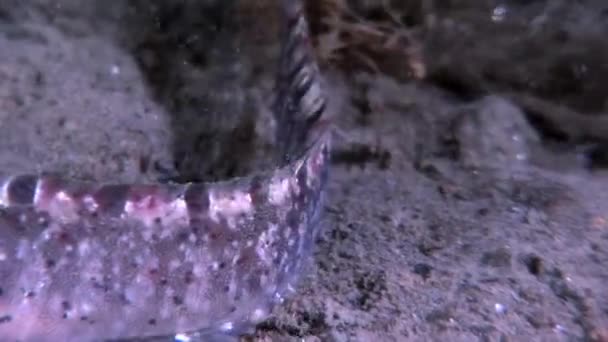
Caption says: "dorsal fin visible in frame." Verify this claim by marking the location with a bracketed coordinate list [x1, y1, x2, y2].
[274, 0, 327, 165]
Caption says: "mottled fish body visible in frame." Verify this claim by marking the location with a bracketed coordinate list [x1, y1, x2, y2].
[0, 0, 330, 341]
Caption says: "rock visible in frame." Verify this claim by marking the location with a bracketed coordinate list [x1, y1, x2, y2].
[456, 95, 540, 169]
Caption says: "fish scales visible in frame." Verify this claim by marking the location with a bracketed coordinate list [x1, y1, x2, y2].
[0, 0, 330, 341]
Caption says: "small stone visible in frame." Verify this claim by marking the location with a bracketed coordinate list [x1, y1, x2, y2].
[413, 263, 432, 280]
[521, 254, 543, 276]
[456, 95, 540, 169]
[494, 303, 507, 315]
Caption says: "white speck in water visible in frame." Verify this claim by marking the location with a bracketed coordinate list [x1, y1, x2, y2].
[494, 303, 507, 314]
[492, 5, 508, 22]
[554, 324, 566, 333]
[0, 250, 6, 261]
[0, 180, 10, 206]
[78, 240, 91, 256]
[110, 64, 120, 75]
[251, 308, 267, 322]
[35, 280, 46, 291]
[18, 213, 28, 224]
[83, 195, 98, 212]
[79, 301, 94, 315]
[274, 291, 285, 304]
[219, 321, 234, 332]
[38, 216, 48, 226]
[55, 190, 71, 203]
[174, 333, 191, 342]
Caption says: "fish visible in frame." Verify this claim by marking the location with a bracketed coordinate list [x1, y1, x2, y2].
[0, 0, 331, 341]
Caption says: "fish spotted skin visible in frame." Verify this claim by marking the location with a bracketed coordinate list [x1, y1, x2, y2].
[0, 0, 330, 341]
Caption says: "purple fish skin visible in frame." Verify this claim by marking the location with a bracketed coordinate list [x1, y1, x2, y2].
[0, 0, 330, 341]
